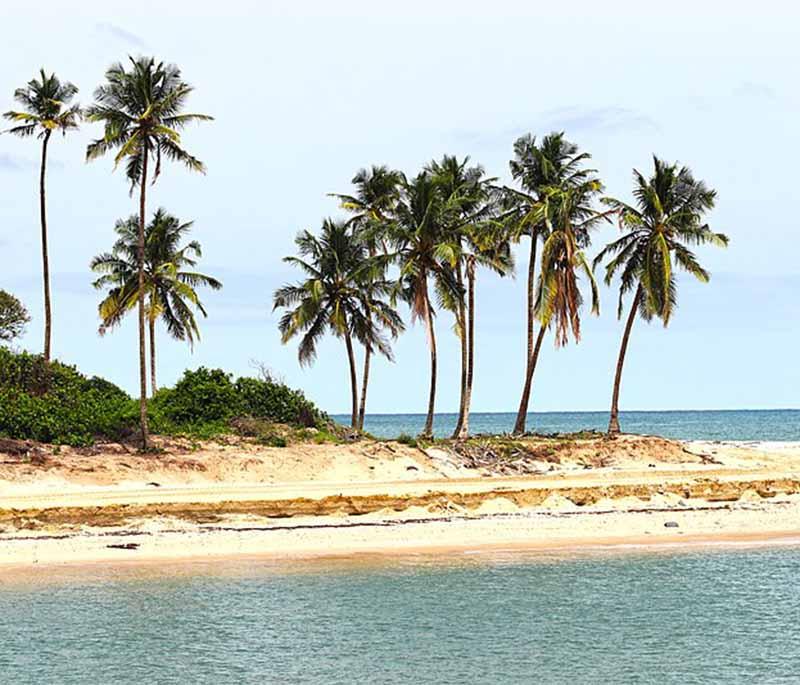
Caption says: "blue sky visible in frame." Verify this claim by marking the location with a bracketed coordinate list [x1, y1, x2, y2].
[1, 1, 798, 413]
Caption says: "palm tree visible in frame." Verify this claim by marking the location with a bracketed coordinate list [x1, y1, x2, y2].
[503, 182, 605, 438]
[427, 155, 503, 439]
[595, 157, 728, 435]
[90, 209, 222, 394]
[85, 57, 212, 448]
[504, 133, 598, 434]
[391, 172, 461, 438]
[459, 218, 514, 437]
[331, 165, 403, 429]
[3, 70, 81, 362]
[274, 219, 402, 429]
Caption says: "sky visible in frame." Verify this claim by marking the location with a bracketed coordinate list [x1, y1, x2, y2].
[1, 0, 798, 414]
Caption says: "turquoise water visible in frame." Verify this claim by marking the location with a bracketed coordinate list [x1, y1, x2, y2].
[2, 546, 800, 683]
[332, 409, 800, 441]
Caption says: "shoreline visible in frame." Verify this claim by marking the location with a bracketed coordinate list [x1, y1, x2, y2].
[3, 497, 800, 573]
[3, 434, 800, 574]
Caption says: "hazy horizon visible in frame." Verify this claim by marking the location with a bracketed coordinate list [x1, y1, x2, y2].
[2, 1, 798, 414]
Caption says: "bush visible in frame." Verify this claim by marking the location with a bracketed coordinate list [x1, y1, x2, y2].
[149, 367, 328, 435]
[0, 290, 30, 344]
[396, 433, 418, 448]
[235, 375, 326, 427]
[0, 348, 135, 446]
[0, 354, 330, 446]
[149, 368, 241, 426]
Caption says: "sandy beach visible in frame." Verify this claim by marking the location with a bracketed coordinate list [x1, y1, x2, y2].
[2, 435, 800, 570]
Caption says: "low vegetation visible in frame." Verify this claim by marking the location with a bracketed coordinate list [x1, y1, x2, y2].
[0, 349, 331, 447]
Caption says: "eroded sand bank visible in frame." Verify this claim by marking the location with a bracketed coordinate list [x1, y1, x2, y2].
[2, 435, 799, 569]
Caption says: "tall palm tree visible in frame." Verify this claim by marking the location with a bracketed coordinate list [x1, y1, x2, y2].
[3, 70, 81, 362]
[391, 172, 460, 438]
[331, 165, 403, 429]
[427, 155, 502, 438]
[505, 133, 598, 434]
[459, 218, 514, 437]
[85, 56, 212, 448]
[274, 219, 402, 429]
[504, 182, 605, 437]
[595, 157, 728, 435]
[90, 209, 222, 394]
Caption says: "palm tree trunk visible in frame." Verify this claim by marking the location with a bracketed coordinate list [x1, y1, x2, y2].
[513, 325, 547, 435]
[422, 295, 437, 439]
[456, 263, 476, 440]
[608, 286, 642, 435]
[344, 329, 359, 429]
[137, 149, 151, 449]
[513, 236, 538, 434]
[452, 267, 468, 439]
[149, 315, 157, 396]
[39, 131, 52, 363]
[358, 346, 370, 431]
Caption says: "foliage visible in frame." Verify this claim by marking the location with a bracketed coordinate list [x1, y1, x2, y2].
[595, 156, 728, 323]
[396, 433, 418, 448]
[274, 219, 402, 364]
[85, 57, 212, 188]
[3, 70, 81, 139]
[0, 291, 30, 343]
[148, 367, 329, 436]
[0, 348, 134, 446]
[90, 208, 222, 343]
[0, 350, 328, 446]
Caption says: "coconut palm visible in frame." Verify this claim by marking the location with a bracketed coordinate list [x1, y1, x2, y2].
[90, 209, 222, 394]
[508, 180, 607, 437]
[595, 157, 728, 435]
[274, 219, 403, 429]
[3, 70, 81, 362]
[504, 133, 598, 434]
[427, 155, 504, 438]
[331, 165, 403, 429]
[391, 172, 461, 438]
[459, 218, 514, 437]
[85, 57, 212, 447]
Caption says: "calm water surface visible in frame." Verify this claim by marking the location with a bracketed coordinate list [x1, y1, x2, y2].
[333, 409, 800, 441]
[2, 546, 800, 683]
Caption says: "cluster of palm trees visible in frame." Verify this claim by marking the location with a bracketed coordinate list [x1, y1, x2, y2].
[274, 135, 728, 438]
[4, 59, 728, 448]
[4, 58, 215, 448]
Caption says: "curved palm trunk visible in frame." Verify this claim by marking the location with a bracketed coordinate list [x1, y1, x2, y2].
[357, 346, 371, 431]
[456, 263, 476, 440]
[422, 297, 437, 439]
[452, 267, 468, 439]
[39, 131, 52, 363]
[513, 236, 538, 434]
[608, 286, 642, 435]
[149, 315, 157, 397]
[344, 329, 359, 429]
[137, 150, 151, 449]
[512, 325, 547, 435]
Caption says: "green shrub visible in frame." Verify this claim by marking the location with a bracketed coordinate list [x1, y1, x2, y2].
[235, 375, 326, 427]
[150, 367, 241, 425]
[0, 348, 135, 446]
[149, 367, 328, 433]
[0, 353, 330, 446]
[396, 433, 418, 448]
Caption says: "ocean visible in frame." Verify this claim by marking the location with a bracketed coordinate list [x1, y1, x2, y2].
[332, 409, 800, 442]
[2, 545, 800, 683]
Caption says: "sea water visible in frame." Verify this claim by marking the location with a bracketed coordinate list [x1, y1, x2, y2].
[2, 546, 800, 683]
[332, 409, 800, 441]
